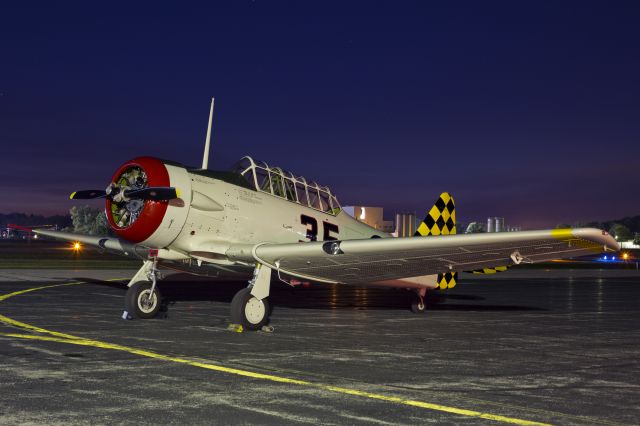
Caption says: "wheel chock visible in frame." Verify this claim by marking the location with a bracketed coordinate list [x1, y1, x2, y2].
[260, 325, 274, 333]
[121, 310, 132, 320]
[227, 323, 244, 333]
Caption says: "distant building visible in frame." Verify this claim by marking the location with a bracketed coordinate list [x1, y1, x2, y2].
[395, 212, 416, 237]
[485, 217, 521, 233]
[343, 206, 394, 233]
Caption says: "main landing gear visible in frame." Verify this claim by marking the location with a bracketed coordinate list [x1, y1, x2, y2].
[230, 264, 272, 330]
[410, 288, 427, 314]
[124, 258, 163, 319]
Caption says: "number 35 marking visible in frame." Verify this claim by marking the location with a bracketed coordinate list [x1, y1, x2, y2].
[301, 215, 339, 241]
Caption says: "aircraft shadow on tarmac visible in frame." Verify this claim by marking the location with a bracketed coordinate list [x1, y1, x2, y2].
[73, 274, 545, 313]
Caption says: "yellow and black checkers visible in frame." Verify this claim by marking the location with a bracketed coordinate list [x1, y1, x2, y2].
[414, 192, 456, 237]
[470, 266, 510, 274]
[436, 272, 457, 289]
[414, 192, 457, 289]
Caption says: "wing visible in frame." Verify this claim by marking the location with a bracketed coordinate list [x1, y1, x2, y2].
[226, 228, 619, 284]
[31, 229, 204, 264]
[32, 228, 150, 258]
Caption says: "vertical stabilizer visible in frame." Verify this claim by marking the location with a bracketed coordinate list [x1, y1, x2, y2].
[414, 192, 457, 289]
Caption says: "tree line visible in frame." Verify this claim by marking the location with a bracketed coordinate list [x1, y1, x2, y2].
[1, 206, 110, 236]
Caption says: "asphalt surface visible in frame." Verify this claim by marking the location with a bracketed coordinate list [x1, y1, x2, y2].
[0, 268, 639, 425]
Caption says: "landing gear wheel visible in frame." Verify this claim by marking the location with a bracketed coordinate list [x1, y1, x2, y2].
[230, 288, 270, 330]
[410, 294, 426, 314]
[125, 281, 162, 319]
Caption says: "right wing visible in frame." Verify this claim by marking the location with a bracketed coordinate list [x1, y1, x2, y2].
[226, 228, 619, 284]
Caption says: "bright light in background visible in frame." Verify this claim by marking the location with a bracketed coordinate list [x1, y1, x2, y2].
[359, 207, 366, 220]
[73, 242, 81, 252]
[623, 253, 629, 260]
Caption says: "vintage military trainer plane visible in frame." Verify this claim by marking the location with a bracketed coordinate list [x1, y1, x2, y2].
[27, 99, 620, 330]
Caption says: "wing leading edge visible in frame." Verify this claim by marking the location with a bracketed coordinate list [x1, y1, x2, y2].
[32, 229, 189, 261]
[226, 228, 619, 284]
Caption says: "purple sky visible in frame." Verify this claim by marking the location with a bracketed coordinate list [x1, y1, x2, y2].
[2, 2, 639, 229]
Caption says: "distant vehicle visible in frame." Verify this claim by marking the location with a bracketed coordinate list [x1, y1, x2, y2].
[19, 100, 621, 330]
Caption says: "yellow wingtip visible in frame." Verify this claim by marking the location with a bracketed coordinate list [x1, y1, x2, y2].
[69, 192, 76, 200]
[551, 228, 573, 240]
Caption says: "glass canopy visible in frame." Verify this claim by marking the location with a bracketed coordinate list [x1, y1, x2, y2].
[232, 156, 341, 215]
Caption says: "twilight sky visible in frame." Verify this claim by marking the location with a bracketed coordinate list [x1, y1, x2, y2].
[1, 2, 639, 228]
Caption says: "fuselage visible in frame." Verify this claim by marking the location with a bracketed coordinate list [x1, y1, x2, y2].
[176, 170, 389, 249]
[105, 156, 388, 268]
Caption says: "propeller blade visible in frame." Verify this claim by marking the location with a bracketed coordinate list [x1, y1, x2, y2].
[124, 187, 179, 201]
[70, 190, 107, 200]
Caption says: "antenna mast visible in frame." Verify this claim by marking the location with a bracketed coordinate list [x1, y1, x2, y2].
[201, 97, 215, 169]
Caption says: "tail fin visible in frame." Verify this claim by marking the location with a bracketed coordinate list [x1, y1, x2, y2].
[414, 192, 457, 289]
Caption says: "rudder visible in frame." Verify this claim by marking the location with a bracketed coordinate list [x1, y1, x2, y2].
[414, 192, 457, 289]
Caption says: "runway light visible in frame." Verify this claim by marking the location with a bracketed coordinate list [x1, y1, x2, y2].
[73, 242, 82, 252]
[603, 255, 608, 260]
[623, 253, 629, 260]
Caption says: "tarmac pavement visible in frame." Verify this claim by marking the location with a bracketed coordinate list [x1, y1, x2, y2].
[0, 268, 639, 425]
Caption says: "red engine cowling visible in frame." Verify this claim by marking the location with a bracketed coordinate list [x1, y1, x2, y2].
[105, 156, 191, 247]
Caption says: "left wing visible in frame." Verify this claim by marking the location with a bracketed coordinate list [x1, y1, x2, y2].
[226, 228, 619, 284]
[33, 228, 151, 258]
[30, 228, 187, 261]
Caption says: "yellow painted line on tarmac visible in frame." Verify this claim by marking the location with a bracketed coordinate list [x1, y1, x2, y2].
[0, 279, 128, 341]
[0, 313, 82, 340]
[0, 281, 87, 340]
[0, 281, 84, 302]
[0, 280, 550, 426]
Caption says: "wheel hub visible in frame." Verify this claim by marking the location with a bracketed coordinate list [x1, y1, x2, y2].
[138, 289, 157, 313]
[244, 297, 266, 325]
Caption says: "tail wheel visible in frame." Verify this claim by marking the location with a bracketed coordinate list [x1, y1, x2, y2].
[125, 281, 162, 319]
[230, 288, 270, 330]
[410, 293, 426, 314]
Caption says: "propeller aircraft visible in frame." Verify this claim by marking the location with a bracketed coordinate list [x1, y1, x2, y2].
[25, 99, 621, 330]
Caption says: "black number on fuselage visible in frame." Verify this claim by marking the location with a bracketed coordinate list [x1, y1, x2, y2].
[301, 215, 339, 241]
[301, 215, 318, 241]
[323, 221, 339, 241]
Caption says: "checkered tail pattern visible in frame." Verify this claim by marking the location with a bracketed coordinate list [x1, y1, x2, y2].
[414, 192, 457, 289]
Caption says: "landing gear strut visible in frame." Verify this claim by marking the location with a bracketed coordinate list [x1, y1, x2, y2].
[230, 264, 272, 330]
[124, 257, 163, 319]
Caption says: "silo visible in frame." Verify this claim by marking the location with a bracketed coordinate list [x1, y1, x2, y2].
[407, 213, 416, 236]
[395, 213, 403, 236]
[487, 217, 495, 233]
[495, 217, 505, 233]
[395, 212, 416, 237]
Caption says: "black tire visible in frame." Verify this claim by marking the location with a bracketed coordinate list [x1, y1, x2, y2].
[230, 288, 270, 330]
[410, 293, 426, 314]
[125, 281, 162, 319]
